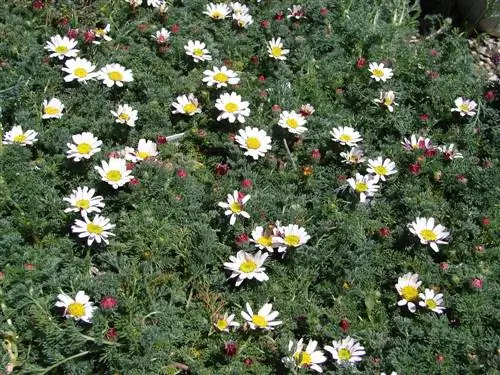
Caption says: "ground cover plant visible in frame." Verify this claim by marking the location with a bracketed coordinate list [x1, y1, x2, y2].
[0, 0, 499, 374]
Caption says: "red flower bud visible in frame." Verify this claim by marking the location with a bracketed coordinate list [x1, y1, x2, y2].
[258, 75, 266, 82]
[241, 178, 253, 189]
[215, 163, 230, 176]
[176, 169, 187, 178]
[24, 263, 35, 271]
[439, 262, 449, 270]
[156, 135, 167, 144]
[260, 19, 270, 28]
[100, 295, 118, 310]
[32, 0, 44, 9]
[171, 24, 180, 33]
[137, 23, 149, 33]
[379, 227, 390, 237]
[126, 162, 135, 171]
[419, 114, 429, 122]
[484, 90, 496, 102]
[243, 358, 253, 366]
[482, 217, 490, 226]
[320, 7, 329, 16]
[429, 49, 439, 57]
[311, 149, 321, 160]
[274, 11, 284, 21]
[83, 30, 95, 43]
[356, 57, 367, 69]
[235, 233, 249, 245]
[409, 163, 421, 175]
[424, 148, 437, 158]
[224, 341, 238, 357]
[470, 278, 483, 289]
[250, 55, 259, 65]
[129, 178, 140, 186]
[339, 318, 350, 332]
[105, 327, 118, 341]
[436, 354, 445, 363]
[67, 28, 79, 40]
[271, 104, 281, 112]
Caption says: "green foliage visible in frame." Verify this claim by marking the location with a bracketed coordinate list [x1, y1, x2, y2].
[0, 0, 498, 374]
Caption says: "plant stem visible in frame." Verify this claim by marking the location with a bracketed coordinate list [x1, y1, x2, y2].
[283, 138, 296, 169]
[38, 351, 90, 374]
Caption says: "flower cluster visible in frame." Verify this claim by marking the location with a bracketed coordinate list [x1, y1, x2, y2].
[396, 273, 446, 314]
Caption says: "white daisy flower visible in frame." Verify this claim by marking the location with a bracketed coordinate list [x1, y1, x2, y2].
[324, 336, 365, 365]
[299, 103, 315, 117]
[66, 132, 102, 162]
[368, 62, 393, 82]
[230, 2, 250, 15]
[44, 35, 79, 60]
[55, 291, 96, 323]
[241, 302, 282, 330]
[202, 66, 240, 88]
[374, 90, 398, 112]
[340, 147, 366, 164]
[330, 126, 363, 147]
[233, 13, 253, 28]
[111, 104, 138, 127]
[282, 338, 327, 373]
[157, 1, 168, 13]
[250, 225, 279, 252]
[401, 135, 432, 151]
[234, 126, 272, 160]
[215, 92, 250, 123]
[267, 37, 289, 61]
[2, 126, 38, 146]
[451, 97, 477, 117]
[275, 224, 310, 253]
[214, 312, 240, 332]
[287, 5, 306, 19]
[71, 212, 115, 246]
[217, 190, 250, 225]
[171, 94, 202, 116]
[151, 27, 171, 44]
[62, 57, 98, 83]
[94, 157, 134, 189]
[347, 173, 379, 203]
[126, 0, 142, 8]
[184, 40, 212, 63]
[98, 63, 133, 88]
[381, 372, 398, 375]
[366, 157, 397, 183]
[408, 217, 449, 253]
[395, 272, 422, 313]
[42, 98, 64, 119]
[63, 186, 105, 214]
[93, 24, 112, 44]
[438, 144, 463, 160]
[278, 111, 307, 134]
[203, 3, 231, 20]
[419, 288, 445, 314]
[126, 139, 158, 162]
[223, 250, 269, 287]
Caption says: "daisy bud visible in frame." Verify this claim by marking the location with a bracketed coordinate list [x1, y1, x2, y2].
[32, 0, 44, 9]
[176, 169, 187, 178]
[241, 178, 253, 189]
[481, 217, 490, 226]
[439, 262, 449, 270]
[129, 178, 140, 186]
[100, 295, 118, 310]
[484, 90, 496, 102]
[379, 227, 390, 237]
[156, 135, 167, 144]
[223, 341, 238, 357]
[215, 163, 230, 176]
[419, 113, 429, 121]
[126, 162, 135, 171]
[339, 318, 350, 332]
[470, 278, 483, 289]
[83, 30, 95, 43]
[474, 245, 485, 253]
[58, 17, 70, 27]
[105, 327, 118, 341]
[24, 263, 35, 271]
[259, 90, 268, 98]
[260, 19, 270, 28]
[356, 56, 367, 69]
[274, 11, 285, 21]
[171, 24, 180, 33]
[235, 233, 249, 245]
[175, 194, 183, 201]
[67, 28, 79, 40]
[424, 148, 437, 157]
[250, 55, 259, 64]
[320, 7, 329, 16]
[258, 75, 266, 82]
[429, 48, 439, 57]
[271, 104, 281, 112]
[409, 163, 421, 175]
[243, 358, 253, 366]
[311, 149, 321, 160]
[237, 191, 246, 201]
[456, 175, 468, 184]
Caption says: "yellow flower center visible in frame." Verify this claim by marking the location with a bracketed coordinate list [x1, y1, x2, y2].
[214, 72, 229, 83]
[74, 67, 88, 78]
[339, 134, 352, 142]
[13, 134, 27, 143]
[183, 103, 197, 113]
[257, 236, 273, 247]
[67, 302, 85, 317]
[44, 106, 60, 116]
[372, 68, 384, 78]
[294, 351, 313, 367]
[216, 319, 228, 331]
[229, 201, 242, 213]
[239, 259, 257, 273]
[86, 223, 103, 235]
[246, 137, 261, 150]
[355, 182, 368, 192]
[75, 199, 90, 210]
[224, 102, 238, 113]
[426, 299, 437, 309]
[459, 103, 470, 112]
[401, 285, 419, 302]
[338, 348, 352, 361]
[251, 315, 267, 328]
[118, 113, 130, 122]
[55, 45, 69, 54]
[374, 165, 388, 175]
[95, 28, 106, 36]
[212, 11, 224, 19]
[106, 170, 122, 182]
[271, 47, 283, 57]
[108, 71, 124, 81]
[284, 234, 301, 247]
[136, 151, 151, 160]
[77, 143, 92, 154]
[384, 97, 393, 106]
[286, 118, 299, 129]
[193, 48, 204, 57]
[420, 229, 437, 241]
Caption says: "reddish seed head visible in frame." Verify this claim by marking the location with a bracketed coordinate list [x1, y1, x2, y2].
[243, 358, 253, 366]
[100, 295, 118, 310]
[470, 278, 483, 289]
[158, 45, 169, 54]
[428, 71, 439, 79]
[258, 75, 266, 82]
[379, 227, 390, 237]
[481, 217, 490, 226]
[260, 19, 270, 28]
[215, 163, 230, 176]
[484, 90, 496, 102]
[439, 262, 449, 270]
[224, 341, 238, 357]
[58, 17, 69, 27]
[237, 191, 246, 201]
[32, 0, 44, 9]
[0, 272, 4, 280]
[311, 149, 321, 160]
[456, 175, 468, 184]
[235, 233, 249, 245]
[156, 135, 167, 144]
[339, 318, 350, 332]
[302, 166, 313, 176]
[335, 88, 344, 94]
[419, 114, 429, 122]
[241, 178, 253, 189]
[83, 30, 95, 43]
[436, 354, 445, 363]
[250, 55, 259, 65]
[337, 175, 346, 181]
[429, 48, 439, 57]
[274, 11, 285, 21]
[409, 163, 421, 175]
[259, 90, 268, 98]
[137, 23, 149, 32]
[474, 245, 485, 253]
[320, 7, 329, 16]
[175, 194, 183, 201]
[424, 148, 437, 158]
[171, 24, 180, 33]
[129, 178, 140, 186]
[105, 327, 118, 341]
[271, 104, 281, 112]
[24, 263, 35, 271]
[356, 57, 367, 69]
[223, 59, 232, 68]
[126, 162, 135, 171]
[67, 28, 79, 40]
[177, 169, 187, 178]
